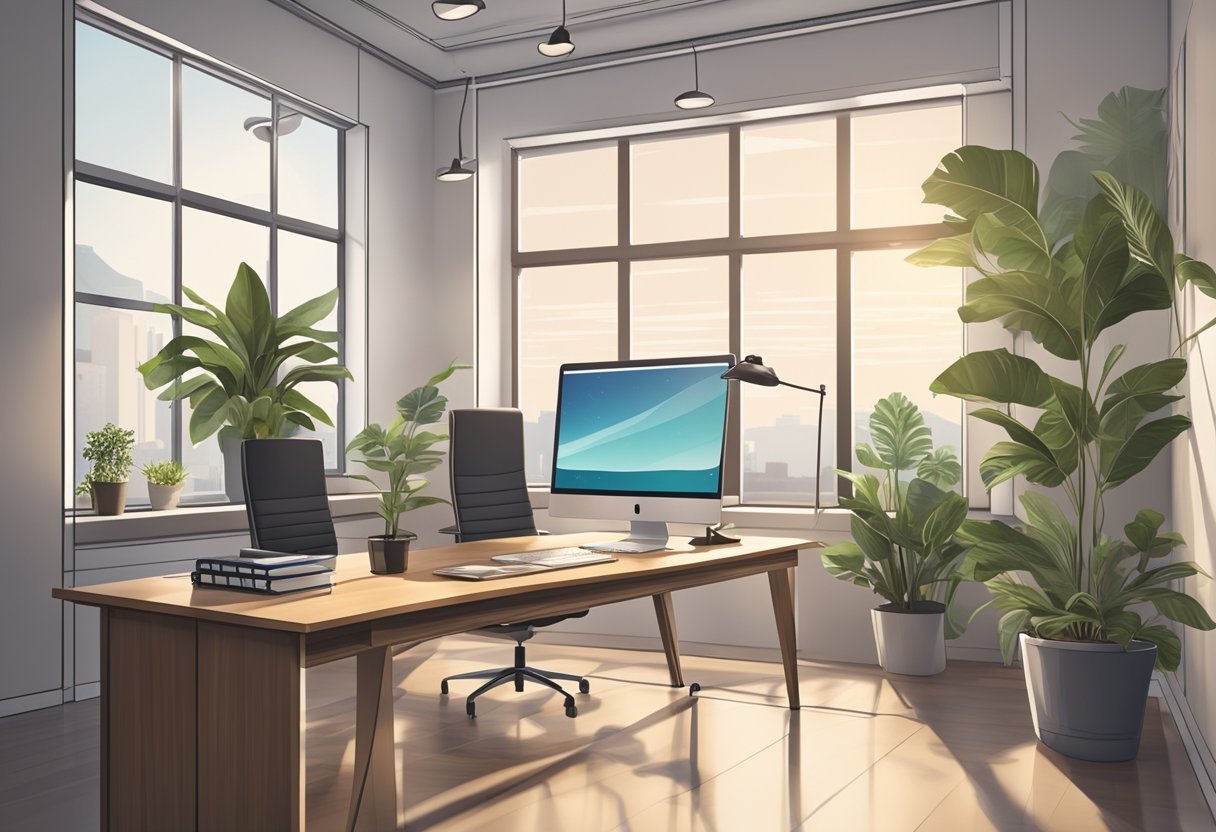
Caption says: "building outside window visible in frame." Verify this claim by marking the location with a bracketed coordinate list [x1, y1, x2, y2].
[513, 100, 967, 507]
[72, 17, 346, 507]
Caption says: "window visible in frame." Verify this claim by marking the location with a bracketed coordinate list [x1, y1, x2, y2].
[73, 19, 346, 506]
[513, 101, 967, 506]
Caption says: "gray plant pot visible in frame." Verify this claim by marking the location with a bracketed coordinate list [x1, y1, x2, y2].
[90, 481, 128, 516]
[871, 601, 946, 676]
[368, 535, 415, 575]
[220, 435, 246, 504]
[1020, 633, 1157, 762]
[148, 482, 184, 511]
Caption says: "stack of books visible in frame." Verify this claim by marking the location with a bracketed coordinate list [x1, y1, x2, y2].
[191, 551, 336, 595]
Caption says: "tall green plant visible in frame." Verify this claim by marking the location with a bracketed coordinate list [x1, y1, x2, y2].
[137, 262, 351, 446]
[821, 393, 969, 633]
[908, 145, 1216, 670]
[345, 362, 470, 539]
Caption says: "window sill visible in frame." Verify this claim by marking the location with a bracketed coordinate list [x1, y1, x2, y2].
[69, 492, 381, 547]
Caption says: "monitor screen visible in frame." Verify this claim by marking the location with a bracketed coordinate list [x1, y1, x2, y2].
[550, 356, 733, 498]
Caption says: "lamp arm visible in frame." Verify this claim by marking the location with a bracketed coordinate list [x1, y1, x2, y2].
[777, 380, 827, 396]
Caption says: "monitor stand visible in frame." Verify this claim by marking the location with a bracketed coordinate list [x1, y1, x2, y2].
[582, 521, 669, 554]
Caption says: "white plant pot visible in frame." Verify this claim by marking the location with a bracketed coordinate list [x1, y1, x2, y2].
[871, 602, 946, 676]
[1020, 633, 1156, 762]
[148, 482, 184, 511]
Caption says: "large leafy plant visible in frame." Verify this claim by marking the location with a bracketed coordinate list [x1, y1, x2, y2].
[138, 262, 351, 445]
[908, 144, 1216, 670]
[345, 362, 470, 539]
[821, 393, 969, 634]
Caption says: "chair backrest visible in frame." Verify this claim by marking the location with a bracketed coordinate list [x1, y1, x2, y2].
[241, 438, 338, 555]
[449, 408, 538, 543]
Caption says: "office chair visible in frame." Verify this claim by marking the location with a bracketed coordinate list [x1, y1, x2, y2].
[241, 438, 338, 555]
[439, 408, 590, 718]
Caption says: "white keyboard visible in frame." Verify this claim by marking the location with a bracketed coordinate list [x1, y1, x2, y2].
[491, 547, 615, 567]
[581, 541, 667, 554]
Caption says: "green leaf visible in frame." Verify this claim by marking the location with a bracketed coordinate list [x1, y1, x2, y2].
[867, 392, 932, 471]
[849, 512, 894, 562]
[1177, 253, 1216, 298]
[959, 269, 1081, 360]
[1093, 170, 1174, 298]
[919, 488, 968, 549]
[973, 212, 1052, 275]
[931, 349, 1054, 407]
[188, 387, 230, 445]
[979, 440, 1071, 489]
[277, 288, 338, 333]
[906, 234, 981, 270]
[425, 361, 472, 388]
[916, 446, 962, 490]
[854, 443, 885, 470]
[1101, 414, 1191, 490]
[1136, 624, 1182, 671]
[996, 609, 1032, 666]
[920, 146, 1046, 255]
[1124, 509, 1165, 553]
[397, 385, 447, 425]
[285, 411, 316, 431]
[1138, 589, 1216, 631]
[224, 262, 274, 359]
[1040, 149, 1103, 246]
[155, 374, 215, 402]
[281, 364, 355, 388]
[282, 388, 335, 427]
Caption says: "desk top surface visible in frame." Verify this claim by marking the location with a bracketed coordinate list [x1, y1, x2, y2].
[53, 532, 815, 633]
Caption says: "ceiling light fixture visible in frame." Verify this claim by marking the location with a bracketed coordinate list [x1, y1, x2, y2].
[538, 0, 575, 58]
[431, 1, 485, 21]
[243, 109, 303, 142]
[674, 44, 714, 110]
[437, 77, 475, 183]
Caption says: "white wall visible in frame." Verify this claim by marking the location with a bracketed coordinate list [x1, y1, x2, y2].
[1171, 0, 1216, 777]
[0, 0, 67, 716]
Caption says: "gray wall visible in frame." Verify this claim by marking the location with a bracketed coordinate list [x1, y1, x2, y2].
[0, 0, 66, 716]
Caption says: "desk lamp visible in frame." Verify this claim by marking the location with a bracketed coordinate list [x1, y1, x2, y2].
[722, 355, 829, 510]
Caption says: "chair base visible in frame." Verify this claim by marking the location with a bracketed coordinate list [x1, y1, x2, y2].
[440, 643, 589, 718]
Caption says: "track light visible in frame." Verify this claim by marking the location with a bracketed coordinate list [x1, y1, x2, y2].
[538, 0, 575, 57]
[674, 44, 714, 110]
[432, 1, 485, 20]
[437, 77, 475, 183]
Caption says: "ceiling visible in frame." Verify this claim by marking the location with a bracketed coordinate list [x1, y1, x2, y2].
[283, 0, 947, 84]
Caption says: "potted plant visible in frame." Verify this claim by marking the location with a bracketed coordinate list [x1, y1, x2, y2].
[345, 361, 470, 574]
[137, 262, 351, 503]
[821, 393, 969, 675]
[909, 144, 1216, 760]
[82, 422, 135, 516]
[141, 461, 189, 511]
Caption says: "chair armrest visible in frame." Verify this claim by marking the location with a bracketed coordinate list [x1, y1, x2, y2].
[438, 525, 459, 536]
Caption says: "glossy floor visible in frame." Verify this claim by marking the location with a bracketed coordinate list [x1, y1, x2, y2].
[1, 637, 1212, 831]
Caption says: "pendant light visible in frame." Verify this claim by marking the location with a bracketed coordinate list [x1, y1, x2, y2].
[538, 0, 575, 58]
[674, 44, 714, 110]
[243, 109, 303, 142]
[432, 1, 485, 21]
[437, 77, 475, 183]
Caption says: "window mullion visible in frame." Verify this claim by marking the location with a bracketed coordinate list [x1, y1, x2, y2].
[835, 114, 852, 500]
[171, 53, 184, 469]
[617, 139, 630, 361]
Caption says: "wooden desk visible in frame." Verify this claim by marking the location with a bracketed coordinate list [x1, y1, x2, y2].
[54, 532, 813, 831]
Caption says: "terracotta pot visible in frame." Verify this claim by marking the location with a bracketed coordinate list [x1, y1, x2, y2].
[148, 482, 184, 511]
[368, 535, 415, 574]
[90, 481, 128, 516]
[871, 600, 946, 676]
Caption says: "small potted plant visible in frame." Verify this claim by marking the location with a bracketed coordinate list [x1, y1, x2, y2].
[82, 422, 135, 516]
[820, 393, 969, 676]
[141, 461, 189, 511]
[346, 361, 470, 574]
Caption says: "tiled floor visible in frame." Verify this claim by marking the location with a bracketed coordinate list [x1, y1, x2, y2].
[1, 637, 1212, 830]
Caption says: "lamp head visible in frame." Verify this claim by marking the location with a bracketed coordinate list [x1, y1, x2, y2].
[436, 158, 474, 182]
[721, 355, 780, 387]
[674, 89, 715, 110]
[538, 25, 575, 57]
[432, 1, 485, 20]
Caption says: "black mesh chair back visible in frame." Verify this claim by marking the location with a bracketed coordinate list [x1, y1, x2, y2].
[449, 408, 539, 543]
[241, 438, 338, 555]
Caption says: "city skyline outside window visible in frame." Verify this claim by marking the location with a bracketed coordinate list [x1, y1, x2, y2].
[514, 101, 967, 506]
[72, 18, 346, 507]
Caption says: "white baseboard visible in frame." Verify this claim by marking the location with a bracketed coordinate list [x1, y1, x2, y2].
[66, 682, 100, 702]
[0, 689, 64, 718]
[1157, 672, 1216, 821]
[946, 645, 1003, 663]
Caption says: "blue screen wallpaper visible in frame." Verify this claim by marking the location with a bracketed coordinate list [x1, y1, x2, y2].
[552, 362, 729, 495]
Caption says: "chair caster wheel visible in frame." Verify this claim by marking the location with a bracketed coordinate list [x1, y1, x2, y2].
[565, 703, 578, 718]
[440, 681, 449, 695]
[466, 701, 476, 718]
[689, 683, 701, 697]
[578, 679, 590, 694]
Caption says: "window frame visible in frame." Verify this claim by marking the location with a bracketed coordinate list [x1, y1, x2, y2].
[510, 100, 969, 506]
[72, 12, 350, 506]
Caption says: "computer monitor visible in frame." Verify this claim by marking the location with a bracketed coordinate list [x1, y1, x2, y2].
[548, 354, 734, 547]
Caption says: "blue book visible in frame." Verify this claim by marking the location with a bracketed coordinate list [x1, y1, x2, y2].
[196, 553, 336, 577]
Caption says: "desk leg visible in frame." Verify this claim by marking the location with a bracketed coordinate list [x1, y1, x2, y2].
[652, 592, 685, 688]
[197, 622, 306, 831]
[101, 608, 198, 831]
[347, 646, 398, 832]
[767, 567, 801, 710]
